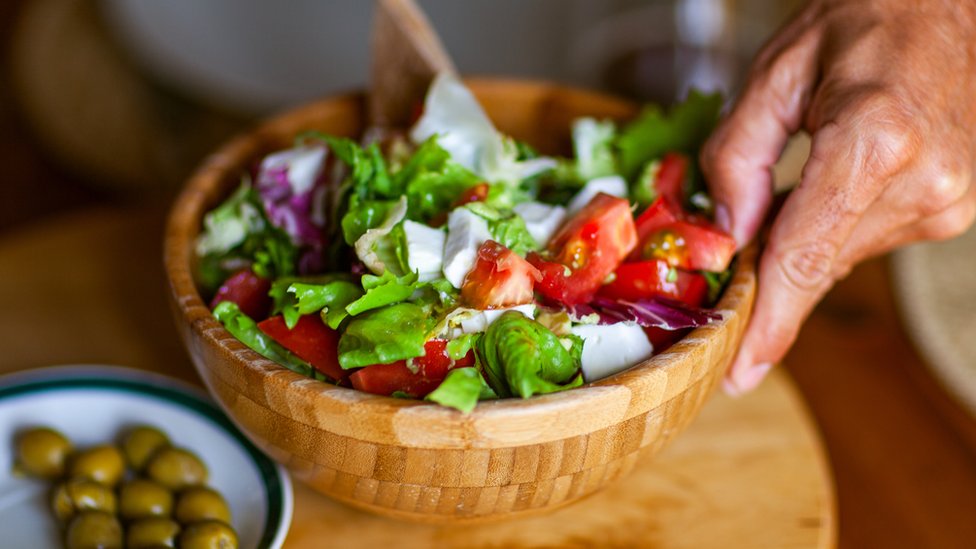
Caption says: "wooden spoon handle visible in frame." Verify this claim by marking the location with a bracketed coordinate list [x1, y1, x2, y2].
[368, 0, 455, 128]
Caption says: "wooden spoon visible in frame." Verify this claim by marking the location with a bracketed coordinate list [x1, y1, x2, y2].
[368, 0, 456, 129]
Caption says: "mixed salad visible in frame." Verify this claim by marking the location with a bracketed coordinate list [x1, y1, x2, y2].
[196, 74, 736, 413]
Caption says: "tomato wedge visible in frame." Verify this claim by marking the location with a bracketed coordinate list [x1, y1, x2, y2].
[461, 240, 541, 309]
[634, 197, 679, 245]
[648, 152, 690, 209]
[598, 260, 708, 307]
[348, 339, 475, 398]
[258, 314, 345, 381]
[529, 193, 637, 305]
[210, 269, 272, 320]
[630, 197, 736, 272]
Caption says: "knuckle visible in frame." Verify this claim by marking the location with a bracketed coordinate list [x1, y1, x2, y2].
[857, 117, 917, 178]
[775, 240, 838, 293]
[921, 169, 970, 215]
[921, 197, 976, 241]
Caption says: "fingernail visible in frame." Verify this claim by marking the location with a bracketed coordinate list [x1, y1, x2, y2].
[723, 362, 773, 397]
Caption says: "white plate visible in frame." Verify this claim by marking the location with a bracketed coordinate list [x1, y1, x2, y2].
[0, 365, 292, 549]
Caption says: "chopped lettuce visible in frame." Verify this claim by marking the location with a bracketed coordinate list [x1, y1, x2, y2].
[283, 280, 363, 329]
[630, 158, 661, 209]
[425, 367, 497, 413]
[616, 90, 723, 180]
[212, 301, 313, 377]
[354, 196, 408, 275]
[392, 136, 482, 221]
[346, 271, 421, 316]
[479, 311, 584, 398]
[463, 203, 538, 256]
[573, 117, 617, 181]
[410, 73, 555, 186]
[446, 333, 481, 360]
[703, 265, 734, 305]
[341, 197, 398, 246]
[337, 303, 431, 369]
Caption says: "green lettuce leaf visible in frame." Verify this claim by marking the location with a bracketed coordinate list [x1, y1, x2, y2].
[616, 90, 723, 180]
[212, 301, 313, 376]
[302, 133, 392, 201]
[630, 158, 661, 210]
[270, 279, 363, 329]
[573, 117, 617, 181]
[479, 311, 584, 398]
[337, 303, 431, 369]
[341, 197, 398, 246]
[393, 137, 481, 222]
[425, 367, 497, 413]
[463, 203, 538, 255]
[446, 333, 481, 360]
[354, 196, 409, 275]
[345, 270, 421, 316]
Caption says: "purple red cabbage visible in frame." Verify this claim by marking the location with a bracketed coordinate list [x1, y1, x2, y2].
[254, 146, 330, 274]
[570, 296, 721, 330]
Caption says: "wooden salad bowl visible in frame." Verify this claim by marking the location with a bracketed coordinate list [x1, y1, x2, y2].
[164, 79, 757, 523]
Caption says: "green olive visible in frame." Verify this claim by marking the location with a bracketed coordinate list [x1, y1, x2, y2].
[179, 520, 238, 549]
[175, 487, 231, 525]
[121, 426, 170, 471]
[145, 447, 208, 490]
[118, 478, 174, 520]
[69, 445, 126, 486]
[51, 478, 118, 522]
[126, 517, 181, 548]
[15, 427, 72, 479]
[65, 511, 122, 549]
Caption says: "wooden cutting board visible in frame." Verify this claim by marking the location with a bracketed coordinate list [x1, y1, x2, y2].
[0, 207, 835, 548]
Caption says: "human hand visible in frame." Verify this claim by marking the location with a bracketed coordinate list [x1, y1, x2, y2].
[701, 0, 976, 394]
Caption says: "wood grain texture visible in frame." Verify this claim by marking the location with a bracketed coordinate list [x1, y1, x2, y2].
[163, 80, 757, 522]
[368, 0, 455, 128]
[284, 369, 833, 549]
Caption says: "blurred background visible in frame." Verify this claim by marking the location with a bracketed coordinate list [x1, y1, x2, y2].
[0, 0, 802, 230]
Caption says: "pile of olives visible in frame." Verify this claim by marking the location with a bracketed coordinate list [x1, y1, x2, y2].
[14, 425, 238, 549]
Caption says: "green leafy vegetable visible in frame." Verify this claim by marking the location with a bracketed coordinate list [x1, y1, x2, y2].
[355, 196, 409, 275]
[703, 265, 734, 305]
[631, 159, 661, 209]
[425, 368, 497, 413]
[338, 303, 431, 369]
[616, 90, 723, 180]
[302, 133, 391, 201]
[345, 270, 421, 316]
[393, 137, 482, 221]
[572, 117, 617, 181]
[479, 311, 584, 398]
[270, 279, 363, 329]
[341, 197, 398, 245]
[446, 333, 481, 360]
[212, 301, 313, 377]
[463, 203, 538, 255]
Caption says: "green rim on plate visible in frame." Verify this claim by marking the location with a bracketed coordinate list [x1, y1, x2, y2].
[0, 373, 286, 549]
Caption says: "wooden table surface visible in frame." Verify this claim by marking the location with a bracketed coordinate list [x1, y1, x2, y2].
[2, 2, 976, 547]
